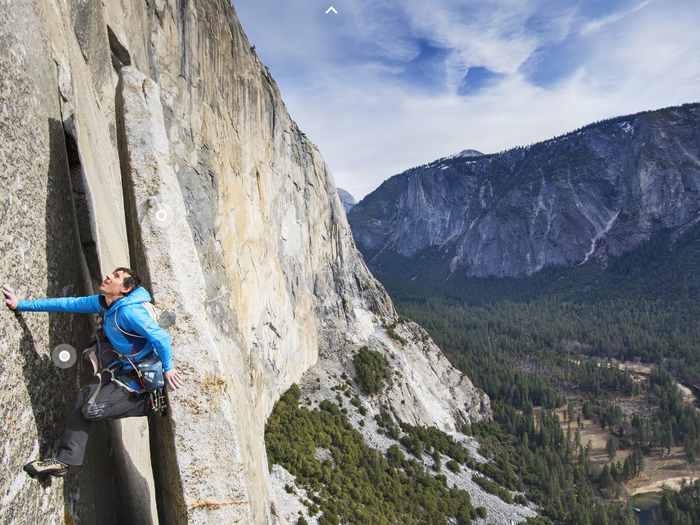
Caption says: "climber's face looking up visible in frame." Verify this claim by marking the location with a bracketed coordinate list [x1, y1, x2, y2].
[99, 270, 133, 299]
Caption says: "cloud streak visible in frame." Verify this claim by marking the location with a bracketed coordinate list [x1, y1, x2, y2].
[580, 0, 654, 34]
[234, 0, 700, 199]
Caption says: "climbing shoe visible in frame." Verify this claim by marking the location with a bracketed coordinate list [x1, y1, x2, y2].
[23, 458, 69, 478]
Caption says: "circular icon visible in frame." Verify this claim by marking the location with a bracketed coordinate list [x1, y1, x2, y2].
[52, 344, 77, 369]
[143, 199, 175, 228]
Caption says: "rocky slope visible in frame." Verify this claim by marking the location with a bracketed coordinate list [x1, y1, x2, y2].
[0, 1, 489, 524]
[270, 319, 529, 525]
[348, 104, 700, 278]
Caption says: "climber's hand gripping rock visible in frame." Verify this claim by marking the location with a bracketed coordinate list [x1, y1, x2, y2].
[2, 284, 18, 310]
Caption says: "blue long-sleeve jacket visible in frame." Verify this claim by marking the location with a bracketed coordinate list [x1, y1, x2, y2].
[17, 287, 174, 371]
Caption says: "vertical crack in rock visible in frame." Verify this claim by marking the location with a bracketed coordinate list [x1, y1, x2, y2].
[63, 125, 102, 289]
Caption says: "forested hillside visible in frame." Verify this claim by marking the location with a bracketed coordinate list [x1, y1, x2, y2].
[381, 221, 700, 380]
[355, 220, 700, 524]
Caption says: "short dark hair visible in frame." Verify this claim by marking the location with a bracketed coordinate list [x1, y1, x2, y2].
[114, 267, 141, 293]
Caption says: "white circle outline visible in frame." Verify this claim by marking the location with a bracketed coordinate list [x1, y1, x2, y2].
[156, 210, 168, 221]
[52, 343, 77, 369]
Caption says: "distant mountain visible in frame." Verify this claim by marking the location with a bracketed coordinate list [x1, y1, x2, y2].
[337, 188, 357, 214]
[444, 149, 484, 160]
[348, 103, 700, 279]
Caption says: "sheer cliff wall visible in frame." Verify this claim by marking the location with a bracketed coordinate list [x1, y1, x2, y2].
[1, 1, 489, 524]
[0, 0, 160, 523]
[0, 2, 101, 521]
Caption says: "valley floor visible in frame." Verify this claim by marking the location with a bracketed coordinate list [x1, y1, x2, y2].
[537, 385, 700, 505]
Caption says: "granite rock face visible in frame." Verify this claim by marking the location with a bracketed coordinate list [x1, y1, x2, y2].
[118, 65, 255, 524]
[0, 1, 152, 523]
[306, 320, 490, 432]
[349, 104, 700, 278]
[1, 0, 490, 524]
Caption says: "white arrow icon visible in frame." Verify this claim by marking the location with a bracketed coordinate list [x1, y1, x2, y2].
[326, 6, 338, 14]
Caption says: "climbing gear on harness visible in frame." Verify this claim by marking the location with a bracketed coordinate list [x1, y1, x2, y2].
[136, 355, 165, 390]
[149, 388, 167, 415]
[115, 352, 164, 392]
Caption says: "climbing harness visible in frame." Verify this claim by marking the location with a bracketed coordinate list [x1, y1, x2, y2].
[82, 305, 167, 414]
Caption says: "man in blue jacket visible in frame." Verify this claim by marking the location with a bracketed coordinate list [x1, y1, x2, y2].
[2, 267, 183, 478]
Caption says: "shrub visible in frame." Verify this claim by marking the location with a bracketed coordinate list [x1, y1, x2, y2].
[354, 346, 389, 394]
[400, 433, 423, 458]
[385, 324, 407, 344]
[446, 460, 461, 473]
[387, 444, 405, 468]
[456, 506, 472, 525]
[433, 449, 442, 472]
[473, 475, 513, 504]
[514, 494, 528, 506]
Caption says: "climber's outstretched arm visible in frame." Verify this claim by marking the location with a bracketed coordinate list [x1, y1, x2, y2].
[2, 283, 100, 313]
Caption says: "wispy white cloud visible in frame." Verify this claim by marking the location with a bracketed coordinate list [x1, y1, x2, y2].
[343, 0, 574, 91]
[581, 0, 654, 34]
[234, 0, 700, 200]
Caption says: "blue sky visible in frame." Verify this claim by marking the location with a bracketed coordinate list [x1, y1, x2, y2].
[234, 0, 700, 200]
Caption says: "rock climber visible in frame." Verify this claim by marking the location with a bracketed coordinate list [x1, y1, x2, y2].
[2, 267, 183, 478]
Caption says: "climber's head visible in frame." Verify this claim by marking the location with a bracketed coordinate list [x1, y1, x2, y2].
[99, 267, 141, 301]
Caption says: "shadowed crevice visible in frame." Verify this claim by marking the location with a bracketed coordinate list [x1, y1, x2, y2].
[108, 26, 132, 72]
[46, 116, 118, 523]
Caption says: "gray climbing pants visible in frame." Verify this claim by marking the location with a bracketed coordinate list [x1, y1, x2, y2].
[57, 373, 150, 466]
